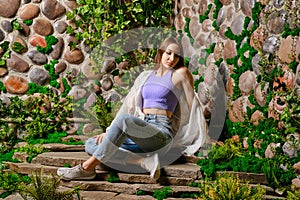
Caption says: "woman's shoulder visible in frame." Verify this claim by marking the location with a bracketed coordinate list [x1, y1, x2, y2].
[174, 67, 193, 83]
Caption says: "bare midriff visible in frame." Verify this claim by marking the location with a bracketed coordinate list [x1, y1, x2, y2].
[143, 108, 173, 118]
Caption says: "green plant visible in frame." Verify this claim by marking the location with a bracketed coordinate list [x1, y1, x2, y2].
[15, 143, 47, 163]
[287, 190, 300, 200]
[12, 42, 25, 53]
[197, 173, 266, 200]
[0, 171, 31, 198]
[12, 19, 22, 30]
[23, 19, 33, 26]
[36, 35, 58, 54]
[153, 187, 172, 200]
[0, 41, 10, 67]
[66, 0, 174, 48]
[107, 172, 120, 183]
[19, 168, 80, 200]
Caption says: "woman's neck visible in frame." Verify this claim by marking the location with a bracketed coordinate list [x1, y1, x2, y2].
[156, 67, 170, 77]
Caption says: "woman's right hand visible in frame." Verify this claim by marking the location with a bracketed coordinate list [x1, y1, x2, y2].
[93, 133, 107, 144]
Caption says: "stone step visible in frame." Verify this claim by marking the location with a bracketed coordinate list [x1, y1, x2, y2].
[5, 162, 196, 186]
[61, 180, 200, 197]
[30, 152, 202, 179]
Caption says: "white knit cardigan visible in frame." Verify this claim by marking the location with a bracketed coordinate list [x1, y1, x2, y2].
[112, 70, 208, 156]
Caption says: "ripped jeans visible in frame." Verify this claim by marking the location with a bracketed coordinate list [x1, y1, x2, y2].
[85, 113, 173, 165]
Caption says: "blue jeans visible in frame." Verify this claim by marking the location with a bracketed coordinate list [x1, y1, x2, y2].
[85, 113, 173, 165]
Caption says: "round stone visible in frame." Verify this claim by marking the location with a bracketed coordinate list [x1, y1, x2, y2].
[20, 4, 40, 20]
[189, 16, 200, 39]
[202, 19, 212, 32]
[68, 86, 87, 100]
[11, 36, 28, 54]
[64, 47, 84, 64]
[19, 22, 30, 37]
[220, 0, 231, 5]
[250, 27, 264, 51]
[262, 36, 279, 54]
[227, 6, 235, 21]
[230, 14, 245, 35]
[224, 40, 237, 60]
[81, 59, 102, 79]
[251, 53, 262, 75]
[50, 37, 64, 60]
[267, 13, 286, 34]
[33, 18, 54, 36]
[182, 7, 193, 18]
[7, 54, 30, 72]
[55, 61, 67, 74]
[241, 0, 255, 16]
[216, 7, 226, 26]
[1, 20, 13, 33]
[27, 50, 48, 65]
[101, 78, 113, 91]
[54, 21, 67, 34]
[238, 70, 256, 95]
[198, 0, 208, 15]
[29, 35, 47, 48]
[278, 36, 294, 63]
[29, 68, 50, 85]
[4, 75, 28, 94]
[0, 0, 21, 18]
[42, 0, 66, 20]
[0, 67, 8, 77]
[0, 29, 4, 42]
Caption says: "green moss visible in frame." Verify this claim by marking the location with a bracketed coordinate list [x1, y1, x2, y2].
[12, 19, 22, 30]
[0, 82, 6, 93]
[27, 83, 51, 95]
[0, 41, 10, 67]
[61, 78, 71, 97]
[282, 23, 300, 38]
[184, 18, 194, 45]
[289, 61, 299, 74]
[213, 0, 222, 20]
[199, 4, 212, 23]
[23, 19, 33, 26]
[37, 35, 58, 54]
[44, 60, 59, 88]
[12, 42, 25, 53]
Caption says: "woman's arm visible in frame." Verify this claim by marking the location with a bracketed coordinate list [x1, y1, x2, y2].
[174, 67, 195, 111]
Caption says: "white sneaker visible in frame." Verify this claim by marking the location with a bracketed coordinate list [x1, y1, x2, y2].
[57, 164, 96, 181]
[141, 153, 160, 180]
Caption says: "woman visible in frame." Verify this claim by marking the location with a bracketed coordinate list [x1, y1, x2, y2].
[57, 37, 207, 181]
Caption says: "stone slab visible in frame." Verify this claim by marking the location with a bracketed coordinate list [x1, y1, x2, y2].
[42, 143, 85, 151]
[118, 173, 194, 186]
[31, 152, 89, 167]
[61, 181, 140, 195]
[163, 163, 202, 179]
[78, 191, 117, 200]
[112, 193, 155, 200]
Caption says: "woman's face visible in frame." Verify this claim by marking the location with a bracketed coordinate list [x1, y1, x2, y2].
[161, 43, 181, 69]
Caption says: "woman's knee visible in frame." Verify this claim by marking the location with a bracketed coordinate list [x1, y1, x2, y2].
[85, 137, 97, 154]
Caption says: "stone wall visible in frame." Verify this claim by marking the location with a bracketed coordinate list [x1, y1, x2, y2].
[0, 0, 299, 127]
[0, 0, 102, 99]
[174, 0, 300, 124]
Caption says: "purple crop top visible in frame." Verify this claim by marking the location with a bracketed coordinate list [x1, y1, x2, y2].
[141, 70, 180, 113]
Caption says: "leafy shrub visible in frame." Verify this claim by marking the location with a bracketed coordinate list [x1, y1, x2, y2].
[19, 168, 79, 200]
[197, 174, 266, 200]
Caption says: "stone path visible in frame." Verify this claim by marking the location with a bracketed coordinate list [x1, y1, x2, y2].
[3, 143, 286, 200]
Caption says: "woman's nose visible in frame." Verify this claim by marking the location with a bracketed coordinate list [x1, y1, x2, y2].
[170, 53, 175, 61]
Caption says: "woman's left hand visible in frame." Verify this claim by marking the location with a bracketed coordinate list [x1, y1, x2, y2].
[93, 133, 107, 144]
